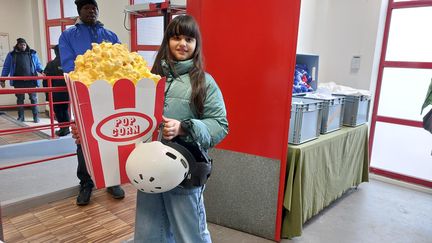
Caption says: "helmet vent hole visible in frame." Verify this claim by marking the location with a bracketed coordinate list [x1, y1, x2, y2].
[184, 172, 187, 178]
[166, 152, 177, 160]
[155, 187, 161, 189]
[149, 177, 155, 182]
[133, 179, 139, 184]
[139, 174, 143, 180]
[180, 159, 187, 168]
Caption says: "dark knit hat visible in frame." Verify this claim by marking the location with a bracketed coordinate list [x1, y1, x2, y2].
[75, 0, 98, 13]
[16, 38, 27, 44]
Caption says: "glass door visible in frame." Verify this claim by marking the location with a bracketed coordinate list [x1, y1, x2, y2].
[370, 0, 432, 187]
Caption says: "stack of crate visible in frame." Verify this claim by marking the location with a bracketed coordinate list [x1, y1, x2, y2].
[288, 53, 371, 145]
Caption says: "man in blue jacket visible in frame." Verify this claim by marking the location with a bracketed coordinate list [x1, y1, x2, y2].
[59, 0, 124, 206]
[1, 38, 44, 122]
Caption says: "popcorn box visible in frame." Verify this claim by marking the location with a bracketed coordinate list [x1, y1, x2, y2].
[66, 76, 165, 189]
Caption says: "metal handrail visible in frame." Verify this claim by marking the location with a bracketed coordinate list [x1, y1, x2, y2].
[0, 75, 76, 170]
[1, 75, 67, 137]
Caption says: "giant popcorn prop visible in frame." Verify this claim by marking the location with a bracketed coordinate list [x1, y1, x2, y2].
[66, 42, 165, 189]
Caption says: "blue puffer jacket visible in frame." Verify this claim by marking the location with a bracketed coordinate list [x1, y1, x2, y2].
[162, 59, 229, 150]
[1, 48, 44, 87]
[59, 20, 120, 73]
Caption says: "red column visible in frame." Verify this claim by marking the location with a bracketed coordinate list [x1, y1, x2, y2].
[187, 0, 301, 240]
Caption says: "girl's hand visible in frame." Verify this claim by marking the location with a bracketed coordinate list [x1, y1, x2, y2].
[71, 124, 81, 144]
[162, 116, 184, 140]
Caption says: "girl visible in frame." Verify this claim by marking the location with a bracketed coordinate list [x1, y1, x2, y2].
[133, 15, 228, 242]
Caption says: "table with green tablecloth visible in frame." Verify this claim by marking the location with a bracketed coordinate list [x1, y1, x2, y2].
[282, 124, 369, 239]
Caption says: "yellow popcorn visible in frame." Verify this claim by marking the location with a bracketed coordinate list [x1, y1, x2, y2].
[69, 42, 161, 85]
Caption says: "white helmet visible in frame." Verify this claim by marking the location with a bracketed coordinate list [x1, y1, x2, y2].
[126, 141, 189, 193]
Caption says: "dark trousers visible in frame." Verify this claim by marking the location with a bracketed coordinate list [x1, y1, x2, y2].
[76, 144, 94, 189]
[54, 103, 70, 124]
[15, 92, 38, 117]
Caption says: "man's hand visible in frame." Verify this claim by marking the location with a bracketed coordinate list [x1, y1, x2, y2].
[71, 124, 81, 144]
[0, 81, 5, 88]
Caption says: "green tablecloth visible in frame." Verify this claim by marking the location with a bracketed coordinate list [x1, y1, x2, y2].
[282, 125, 369, 239]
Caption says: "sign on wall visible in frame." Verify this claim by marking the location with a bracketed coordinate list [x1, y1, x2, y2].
[0, 33, 10, 67]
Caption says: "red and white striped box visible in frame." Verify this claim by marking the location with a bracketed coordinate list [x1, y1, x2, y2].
[66, 77, 165, 189]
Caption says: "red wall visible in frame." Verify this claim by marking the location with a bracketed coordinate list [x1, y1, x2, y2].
[188, 0, 300, 160]
[188, 0, 301, 240]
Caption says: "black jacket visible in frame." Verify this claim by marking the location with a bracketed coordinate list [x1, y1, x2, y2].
[44, 57, 69, 102]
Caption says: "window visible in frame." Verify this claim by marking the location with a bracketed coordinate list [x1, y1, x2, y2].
[370, 0, 432, 187]
[44, 0, 76, 60]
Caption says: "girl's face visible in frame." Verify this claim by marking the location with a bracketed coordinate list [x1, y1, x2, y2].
[169, 35, 196, 61]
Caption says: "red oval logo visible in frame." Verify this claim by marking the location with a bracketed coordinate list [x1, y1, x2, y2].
[95, 112, 154, 142]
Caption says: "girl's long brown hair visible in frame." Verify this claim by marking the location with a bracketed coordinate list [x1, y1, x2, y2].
[151, 15, 206, 118]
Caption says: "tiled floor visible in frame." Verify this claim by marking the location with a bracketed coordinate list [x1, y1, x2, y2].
[3, 184, 137, 243]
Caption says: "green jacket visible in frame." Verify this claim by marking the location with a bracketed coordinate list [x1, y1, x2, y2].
[162, 59, 228, 149]
[421, 79, 432, 114]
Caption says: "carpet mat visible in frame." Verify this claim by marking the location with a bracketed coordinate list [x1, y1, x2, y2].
[0, 112, 50, 145]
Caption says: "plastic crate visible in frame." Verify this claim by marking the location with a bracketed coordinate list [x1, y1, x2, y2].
[300, 96, 345, 134]
[288, 97, 323, 144]
[334, 94, 370, 126]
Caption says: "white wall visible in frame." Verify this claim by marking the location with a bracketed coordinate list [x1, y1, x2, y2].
[0, 0, 130, 106]
[98, 0, 131, 45]
[0, 0, 39, 105]
[297, 0, 385, 91]
[0, 0, 36, 53]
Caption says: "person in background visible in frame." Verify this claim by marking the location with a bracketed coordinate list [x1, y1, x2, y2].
[421, 78, 432, 133]
[132, 15, 228, 242]
[1, 38, 44, 123]
[44, 45, 70, 136]
[59, 0, 125, 206]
